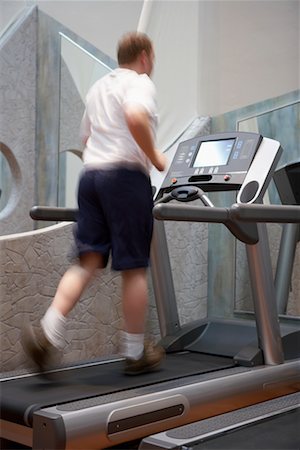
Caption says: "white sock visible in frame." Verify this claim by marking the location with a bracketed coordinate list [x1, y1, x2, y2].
[121, 331, 144, 360]
[41, 306, 66, 349]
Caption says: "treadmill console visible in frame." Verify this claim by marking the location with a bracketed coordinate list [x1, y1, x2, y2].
[159, 132, 263, 197]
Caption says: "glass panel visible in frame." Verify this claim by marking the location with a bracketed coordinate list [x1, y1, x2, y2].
[235, 102, 300, 317]
[58, 33, 112, 207]
[59, 32, 112, 101]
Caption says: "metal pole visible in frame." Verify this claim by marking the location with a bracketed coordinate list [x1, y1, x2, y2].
[150, 220, 180, 337]
[246, 223, 284, 365]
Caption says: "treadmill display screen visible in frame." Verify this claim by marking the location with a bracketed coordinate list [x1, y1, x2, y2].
[192, 139, 235, 168]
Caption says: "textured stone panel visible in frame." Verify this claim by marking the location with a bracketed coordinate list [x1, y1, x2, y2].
[0, 219, 210, 373]
[165, 218, 208, 325]
[0, 8, 37, 235]
[0, 224, 124, 372]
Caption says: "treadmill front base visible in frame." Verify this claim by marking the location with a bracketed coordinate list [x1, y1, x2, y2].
[31, 360, 299, 449]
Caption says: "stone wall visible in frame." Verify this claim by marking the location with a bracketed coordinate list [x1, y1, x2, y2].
[0, 7, 37, 235]
[0, 223, 124, 372]
[0, 216, 209, 374]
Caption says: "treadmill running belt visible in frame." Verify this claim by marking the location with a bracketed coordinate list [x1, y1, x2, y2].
[1, 352, 233, 426]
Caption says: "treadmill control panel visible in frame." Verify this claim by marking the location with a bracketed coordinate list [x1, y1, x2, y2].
[159, 132, 263, 196]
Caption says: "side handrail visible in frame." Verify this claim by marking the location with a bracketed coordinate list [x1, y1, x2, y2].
[230, 203, 300, 223]
[30, 206, 77, 222]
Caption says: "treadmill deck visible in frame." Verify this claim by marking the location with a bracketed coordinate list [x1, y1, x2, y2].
[1, 352, 234, 426]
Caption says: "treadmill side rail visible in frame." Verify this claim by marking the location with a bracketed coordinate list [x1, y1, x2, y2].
[31, 360, 300, 450]
[107, 395, 188, 437]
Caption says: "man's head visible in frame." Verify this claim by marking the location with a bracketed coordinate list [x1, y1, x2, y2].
[117, 32, 154, 76]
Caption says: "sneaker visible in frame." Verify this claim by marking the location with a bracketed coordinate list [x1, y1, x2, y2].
[21, 323, 60, 373]
[124, 341, 165, 375]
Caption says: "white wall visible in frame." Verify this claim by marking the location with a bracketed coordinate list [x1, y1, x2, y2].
[37, 0, 299, 141]
[198, 0, 299, 116]
[138, 0, 200, 149]
[1, 0, 298, 146]
[0, 2, 142, 66]
[36, 0, 143, 58]
[0, 1, 26, 34]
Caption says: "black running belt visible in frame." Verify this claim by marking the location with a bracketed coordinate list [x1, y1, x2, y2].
[1, 353, 233, 426]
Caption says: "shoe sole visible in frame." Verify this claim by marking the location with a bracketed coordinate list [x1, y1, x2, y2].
[22, 324, 54, 373]
[124, 353, 165, 376]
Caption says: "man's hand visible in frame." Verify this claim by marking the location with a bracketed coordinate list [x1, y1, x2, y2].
[153, 151, 167, 172]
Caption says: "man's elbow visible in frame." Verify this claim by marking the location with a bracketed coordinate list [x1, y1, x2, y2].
[124, 107, 148, 131]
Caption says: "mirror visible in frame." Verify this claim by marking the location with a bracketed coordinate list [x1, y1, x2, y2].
[235, 101, 300, 317]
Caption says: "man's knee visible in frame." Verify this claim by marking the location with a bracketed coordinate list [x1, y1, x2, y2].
[79, 252, 105, 272]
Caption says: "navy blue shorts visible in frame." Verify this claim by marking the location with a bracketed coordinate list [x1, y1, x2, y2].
[74, 167, 154, 271]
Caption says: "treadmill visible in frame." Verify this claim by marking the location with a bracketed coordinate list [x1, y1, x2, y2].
[139, 158, 300, 450]
[1, 132, 299, 450]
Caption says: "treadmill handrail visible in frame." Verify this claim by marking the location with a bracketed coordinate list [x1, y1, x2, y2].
[30, 206, 77, 222]
[31, 203, 300, 225]
[153, 201, 300, 245]
[153, 202, 300, 224]
[230, 203, 300, 223]
[153, 203, 229, 223]
[153, 203, 259, 245]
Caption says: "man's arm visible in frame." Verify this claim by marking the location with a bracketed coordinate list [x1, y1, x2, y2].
[124, 106, 166, 172]
[79, 110, 91, 147]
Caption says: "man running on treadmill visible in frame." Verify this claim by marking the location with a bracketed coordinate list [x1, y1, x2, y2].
[22, 31, 166, 376]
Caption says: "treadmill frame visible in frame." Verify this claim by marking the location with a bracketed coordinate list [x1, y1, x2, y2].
[1, 360, 299, 449]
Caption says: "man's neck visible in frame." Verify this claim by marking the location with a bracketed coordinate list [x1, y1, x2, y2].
[119, 62, 143, 75]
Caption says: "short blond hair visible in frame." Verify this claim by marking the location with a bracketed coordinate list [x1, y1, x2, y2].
[117, 32, 153, 65]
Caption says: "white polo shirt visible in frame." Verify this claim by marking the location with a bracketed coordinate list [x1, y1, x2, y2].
[80, 68, 158, 174]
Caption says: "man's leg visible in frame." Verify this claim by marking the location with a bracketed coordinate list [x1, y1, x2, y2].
[121, 268, 148, 360]
[22, 252, 104, 370]
[42, 252, 104, 346]
[121, 267, 165, 374]
[122, 267, 148, 334]
[52, 252, 104, 316]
